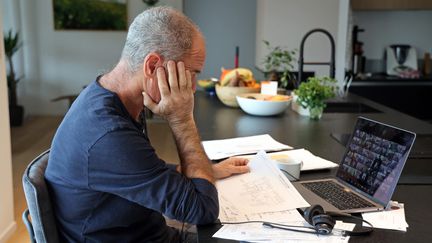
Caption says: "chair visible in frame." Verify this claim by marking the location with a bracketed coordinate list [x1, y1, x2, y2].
[22, 150, 59, 243]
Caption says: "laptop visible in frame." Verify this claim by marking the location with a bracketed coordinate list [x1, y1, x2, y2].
[294, 117, 416, 213]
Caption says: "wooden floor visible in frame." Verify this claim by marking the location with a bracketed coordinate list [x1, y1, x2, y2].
[6, 116, 179, 243]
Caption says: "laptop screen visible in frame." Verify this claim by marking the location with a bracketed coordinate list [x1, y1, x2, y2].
[336, 117, 416, 206]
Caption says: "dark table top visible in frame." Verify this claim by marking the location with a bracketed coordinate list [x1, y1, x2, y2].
[192, 91, 432, 243]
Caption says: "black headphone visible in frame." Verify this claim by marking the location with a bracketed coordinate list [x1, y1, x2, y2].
[303, 204, 336, 235]
[263, 204, 374, 236]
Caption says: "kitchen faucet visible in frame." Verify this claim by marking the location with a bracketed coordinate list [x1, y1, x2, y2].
[297, 28, 335, 88]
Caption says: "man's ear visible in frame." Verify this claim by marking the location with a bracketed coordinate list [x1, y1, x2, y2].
[143, 53, 163, 78]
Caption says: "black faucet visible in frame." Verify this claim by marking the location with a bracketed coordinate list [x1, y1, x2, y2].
[297, 28, 335, 87]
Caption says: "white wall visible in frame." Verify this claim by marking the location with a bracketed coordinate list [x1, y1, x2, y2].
[255, 0, 348, 84]
[354, 10, 432, 60]
[0, 18, 17, 243]
[3, 0, 182, 116]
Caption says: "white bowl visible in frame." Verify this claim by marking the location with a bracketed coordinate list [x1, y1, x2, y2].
[236, 93, 292, 116]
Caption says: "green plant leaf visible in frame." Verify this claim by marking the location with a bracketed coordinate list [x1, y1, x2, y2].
[4, 30, 22, 58]
[293, 76, 338, 109]
[261, 40, 297, 89]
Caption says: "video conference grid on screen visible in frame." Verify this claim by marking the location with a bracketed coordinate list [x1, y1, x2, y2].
[336, 120, 412, 203]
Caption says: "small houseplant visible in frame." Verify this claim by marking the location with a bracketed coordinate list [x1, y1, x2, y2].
[4, 30, 24, 126]
[292, 76, 337, 120]
[262, 40, 297, 90]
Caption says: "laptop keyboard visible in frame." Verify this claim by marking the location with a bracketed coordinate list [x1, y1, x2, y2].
[302, 181, 375, 210]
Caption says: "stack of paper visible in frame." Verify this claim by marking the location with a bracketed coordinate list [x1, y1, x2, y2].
[214, 221, 355, 242]
[202, 134, 292, 160]
[214, 151, 354, 242]
[362, 201, 409, 232]
[216, 151, 309, 223]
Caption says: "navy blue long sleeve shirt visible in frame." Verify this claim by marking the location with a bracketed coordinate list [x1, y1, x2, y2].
[45, 79, 218, 242]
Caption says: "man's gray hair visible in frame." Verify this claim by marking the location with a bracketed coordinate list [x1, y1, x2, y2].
[121, 6, 200, 73]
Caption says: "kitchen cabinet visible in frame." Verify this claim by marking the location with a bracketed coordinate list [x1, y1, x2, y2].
[350, 80, 432, 121]
[351, 0, 432, 10]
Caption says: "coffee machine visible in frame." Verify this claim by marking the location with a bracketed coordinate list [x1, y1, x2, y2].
[386, 45, 417, 76]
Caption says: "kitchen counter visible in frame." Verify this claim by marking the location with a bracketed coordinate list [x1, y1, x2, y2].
[194, 90, 432, 142]
[191, 91, 432, 243]
[348, 76, 432, 120]
[193, 91, 432, 182]
[352, 74, 432, 86]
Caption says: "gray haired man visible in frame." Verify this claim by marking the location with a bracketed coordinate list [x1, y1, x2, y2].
[46, 6, 249, 243]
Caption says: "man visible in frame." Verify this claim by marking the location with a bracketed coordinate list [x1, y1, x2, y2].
[45, 6, 249, 242]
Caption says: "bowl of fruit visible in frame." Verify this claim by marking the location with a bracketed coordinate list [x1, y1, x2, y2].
[215, 68, 260, 107]
[236, 93, 292, 116]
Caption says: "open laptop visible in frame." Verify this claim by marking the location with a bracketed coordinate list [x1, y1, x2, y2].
[294, 117, 416, 213]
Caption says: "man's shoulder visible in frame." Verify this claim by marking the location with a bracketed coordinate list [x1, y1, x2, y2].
[51, 80, 142, 154]
[69, 80, 138, 131]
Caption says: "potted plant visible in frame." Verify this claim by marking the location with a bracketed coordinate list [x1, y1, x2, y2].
[292, 76, 337, 120]
[262, 40, 297, 90]
[4, 30, 24, 126]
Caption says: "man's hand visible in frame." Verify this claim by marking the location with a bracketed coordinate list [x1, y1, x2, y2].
[212, 157, 250, 179]
[143, 60, 215, 184]
[143, 60, 194, 125]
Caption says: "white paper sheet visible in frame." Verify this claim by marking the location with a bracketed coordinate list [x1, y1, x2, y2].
[213, 221, 355, 243]
[237, 149, 339, 171]
[362, 201, 409, 232]
[202, 134, 292, 160]
[217, 151, 309, 223]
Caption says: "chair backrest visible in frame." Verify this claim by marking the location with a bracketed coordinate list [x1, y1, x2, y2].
[22, 150, 59, 243]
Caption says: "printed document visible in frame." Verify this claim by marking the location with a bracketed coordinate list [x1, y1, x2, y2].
[214, 151, 354, 242]
[362, 201, 408, 232]
[202, 134, 292, 160]
[217, 151, 309, 223]
[213, 221, 355, 242]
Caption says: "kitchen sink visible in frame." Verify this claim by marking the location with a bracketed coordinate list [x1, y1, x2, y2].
[324, 102, 382, 113]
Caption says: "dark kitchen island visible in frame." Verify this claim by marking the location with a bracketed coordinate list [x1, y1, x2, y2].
[192, 91, 432, 243]
[350, 75, 432, 121]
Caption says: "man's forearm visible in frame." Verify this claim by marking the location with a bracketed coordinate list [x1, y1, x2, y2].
[169, 116, 215, 184]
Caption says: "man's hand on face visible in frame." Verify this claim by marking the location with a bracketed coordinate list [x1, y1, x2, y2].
[143, 60, 194, 125]
[212, 157, 250, 179]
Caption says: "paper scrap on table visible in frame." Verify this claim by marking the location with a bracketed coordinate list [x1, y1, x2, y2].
[213, 220, 355, 243]
[202, 134, 292, 160]
[217, 151, 309, 222]
[267, 149, 339, 171]
[362, 201, 409, 232]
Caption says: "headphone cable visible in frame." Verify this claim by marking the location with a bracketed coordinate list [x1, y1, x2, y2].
[220, 213, 374, 237]
[220, 220, 315, 230]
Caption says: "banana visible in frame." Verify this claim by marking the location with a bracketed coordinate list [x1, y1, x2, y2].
[220, 68, 254, 86]
[198, 79, 214, 88]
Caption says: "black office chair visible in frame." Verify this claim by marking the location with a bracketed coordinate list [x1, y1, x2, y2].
[22, 150, 59, 243]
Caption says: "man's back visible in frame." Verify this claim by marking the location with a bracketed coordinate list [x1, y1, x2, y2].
[45, 79, 218, 242]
